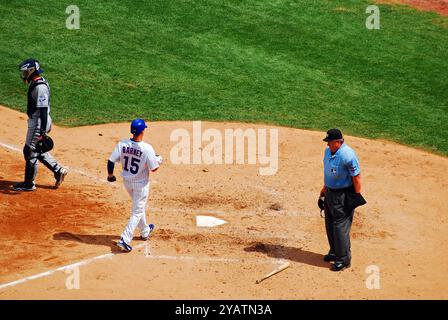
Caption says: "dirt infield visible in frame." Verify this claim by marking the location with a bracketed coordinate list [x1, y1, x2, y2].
[0, 105, 447, 299]
[379, 0, 448, 16]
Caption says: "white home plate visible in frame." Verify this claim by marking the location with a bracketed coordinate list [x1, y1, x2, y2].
[196, 216, 228, 227]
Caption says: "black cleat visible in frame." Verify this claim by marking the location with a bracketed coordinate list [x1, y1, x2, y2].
[330, 262, 351, 272]
[13, 182, 36, 191]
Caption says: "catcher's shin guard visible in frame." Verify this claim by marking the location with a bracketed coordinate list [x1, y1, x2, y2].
[37, 152, 59, 172]
[23, 145, 38, 184]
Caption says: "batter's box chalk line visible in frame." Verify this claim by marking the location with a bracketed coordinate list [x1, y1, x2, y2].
[0, 241, 282, 291]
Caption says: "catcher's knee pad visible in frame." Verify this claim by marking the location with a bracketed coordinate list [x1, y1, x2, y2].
[23, 145, 31, 160]
[23, 145, 38, 165]
[29, 156, 39, 166]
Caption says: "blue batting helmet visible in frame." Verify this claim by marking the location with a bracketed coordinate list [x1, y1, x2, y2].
[19, 58, 43, 83]
[130, 119, 147, 135]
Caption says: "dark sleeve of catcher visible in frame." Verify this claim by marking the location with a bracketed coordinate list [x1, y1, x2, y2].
[39, 107, 48, 133]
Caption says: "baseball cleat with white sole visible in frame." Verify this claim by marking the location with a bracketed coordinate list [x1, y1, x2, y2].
[117, 238, 132, 252]
[141, 224, 155, 241]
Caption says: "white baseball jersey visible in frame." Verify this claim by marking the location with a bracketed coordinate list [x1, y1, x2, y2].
[109, 139, 159, 183]
[109, 138, 160, 245]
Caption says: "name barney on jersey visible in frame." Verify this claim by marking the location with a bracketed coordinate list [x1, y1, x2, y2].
[122, 146, 143, 157]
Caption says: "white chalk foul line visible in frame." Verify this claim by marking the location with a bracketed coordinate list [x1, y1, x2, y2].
[0, 241, 282, 290]
[0, 242, 146, 290]
[0, 141, 21, 152]
[145, 253, 282, 266]
[0, 252, 114, 290]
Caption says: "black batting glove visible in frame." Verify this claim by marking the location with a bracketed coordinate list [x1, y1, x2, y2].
[318, 196, 325, 211]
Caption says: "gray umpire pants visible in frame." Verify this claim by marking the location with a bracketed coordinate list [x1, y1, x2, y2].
[324, 189, 355, 265]
[23, 118, 62, 184]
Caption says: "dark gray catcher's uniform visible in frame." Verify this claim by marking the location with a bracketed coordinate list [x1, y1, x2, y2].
[23, 77, 64, 184]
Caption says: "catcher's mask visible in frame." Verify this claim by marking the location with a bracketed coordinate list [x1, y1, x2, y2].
[19, 58, 43, 84]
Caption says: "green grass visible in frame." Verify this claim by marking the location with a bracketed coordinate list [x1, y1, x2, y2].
[0, 0, 447, 154]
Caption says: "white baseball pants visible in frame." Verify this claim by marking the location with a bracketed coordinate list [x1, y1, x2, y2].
[121, 180, 151, 245]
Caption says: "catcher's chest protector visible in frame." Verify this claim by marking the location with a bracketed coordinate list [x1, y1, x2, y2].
[27, 79, 50, 117]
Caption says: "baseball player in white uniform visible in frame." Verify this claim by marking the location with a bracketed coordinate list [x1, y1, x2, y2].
[107, 119, 162, 252]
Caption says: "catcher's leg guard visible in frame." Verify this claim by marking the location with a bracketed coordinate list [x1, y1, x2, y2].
[23, 145, 38, 184]
[37, 152, 61, 173]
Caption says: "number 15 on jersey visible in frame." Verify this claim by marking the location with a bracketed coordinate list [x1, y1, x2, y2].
[123, 156, 140, 174]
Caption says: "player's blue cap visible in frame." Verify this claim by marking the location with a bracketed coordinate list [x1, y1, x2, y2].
[130, 118, 147, 135]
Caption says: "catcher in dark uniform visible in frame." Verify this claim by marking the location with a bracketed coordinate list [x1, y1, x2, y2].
[13, 58, 68, 191]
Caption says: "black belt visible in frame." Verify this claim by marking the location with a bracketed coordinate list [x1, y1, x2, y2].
[326, 185, 354, 193]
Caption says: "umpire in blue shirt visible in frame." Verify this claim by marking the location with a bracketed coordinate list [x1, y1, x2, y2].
[318, 129, 366, 271]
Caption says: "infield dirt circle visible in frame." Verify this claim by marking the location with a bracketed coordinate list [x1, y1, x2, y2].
[0, 105, 447, 299]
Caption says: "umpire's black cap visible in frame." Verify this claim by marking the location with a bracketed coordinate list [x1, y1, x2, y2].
[323, 128, 343, 141]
